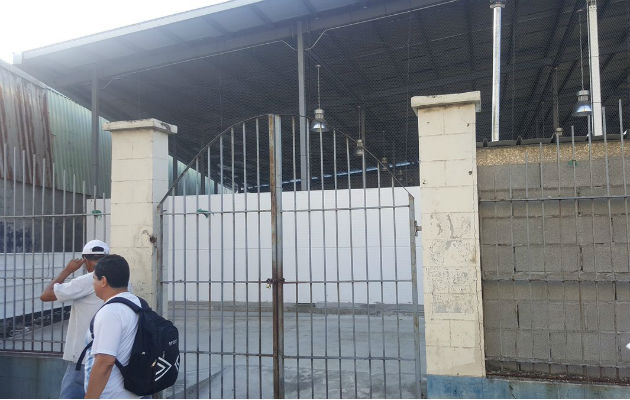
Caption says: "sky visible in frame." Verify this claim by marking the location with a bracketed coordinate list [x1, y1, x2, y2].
[0, 0, 231, 64]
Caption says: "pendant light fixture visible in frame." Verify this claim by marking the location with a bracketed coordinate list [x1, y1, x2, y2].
[354, 105, 365, 157]
[573, 9, 593, 118]
[310, 64, 330, 132]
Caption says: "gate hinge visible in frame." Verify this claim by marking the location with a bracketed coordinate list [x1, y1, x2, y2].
[265, 278, 286, 288]
[414, 221, 422, 236]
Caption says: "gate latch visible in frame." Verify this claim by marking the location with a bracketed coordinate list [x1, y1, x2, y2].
[414, 221, 421, 236]
[265, 278, 286, 288]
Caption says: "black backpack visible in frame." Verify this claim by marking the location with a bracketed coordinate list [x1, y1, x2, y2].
[77, 296, 180, 396]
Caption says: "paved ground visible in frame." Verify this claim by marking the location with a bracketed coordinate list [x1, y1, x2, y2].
[2, 307, 426, 399]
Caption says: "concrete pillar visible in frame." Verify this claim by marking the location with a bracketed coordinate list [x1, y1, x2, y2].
[411, 92, 485, 378]
[104, 119, 177, 309]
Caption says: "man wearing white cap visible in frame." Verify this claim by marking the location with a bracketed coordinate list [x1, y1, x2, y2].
[40, 240, 109, 399]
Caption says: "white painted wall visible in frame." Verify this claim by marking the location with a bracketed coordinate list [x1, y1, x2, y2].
[56, 187, 423, 306]
[164, 186, 423, 305]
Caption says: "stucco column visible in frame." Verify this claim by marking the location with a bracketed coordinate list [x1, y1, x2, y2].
[104, 119, 177, 309]
[411, 92, 485, 378]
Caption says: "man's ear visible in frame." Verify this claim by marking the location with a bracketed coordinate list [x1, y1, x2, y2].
[99, 275, 108, 288]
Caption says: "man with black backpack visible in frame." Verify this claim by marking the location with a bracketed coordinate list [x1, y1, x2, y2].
[83, 254, 179, 399]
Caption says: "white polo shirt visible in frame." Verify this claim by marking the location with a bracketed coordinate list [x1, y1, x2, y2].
[53, 271, 103, 363]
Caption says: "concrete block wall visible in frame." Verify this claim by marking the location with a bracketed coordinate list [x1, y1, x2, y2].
[478, 140, 630, 382]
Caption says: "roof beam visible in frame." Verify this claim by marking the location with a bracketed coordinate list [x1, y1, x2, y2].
[36, 0, 445, 88]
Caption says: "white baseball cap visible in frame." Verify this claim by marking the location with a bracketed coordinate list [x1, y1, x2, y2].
[82, 239, 110, 256]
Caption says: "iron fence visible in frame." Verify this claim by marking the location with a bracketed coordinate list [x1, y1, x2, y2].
[158, 114, 424, 398]
[0, 145, 109, 354]
[479, 102, 630, 384]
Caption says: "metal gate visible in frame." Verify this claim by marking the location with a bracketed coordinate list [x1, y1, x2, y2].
[158, 115, 422, 398]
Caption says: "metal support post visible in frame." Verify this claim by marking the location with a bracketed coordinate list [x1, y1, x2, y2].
[269, 114, 285, 398]
[297, 21, 309, 191]
[91, 70, 100, 193]
[490, 0, 506, 142]
[587, 0, 603, 136]
[553, 67, 560, 132]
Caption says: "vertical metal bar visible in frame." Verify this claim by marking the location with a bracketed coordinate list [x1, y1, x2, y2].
[60, 165, 66, 353]
[619, 99, 623, 134]
[231, 127, 236, 399]
[182, 171, 188, 398]
[195, 158, 200, 399]
[346, 138, 358, 399]
[377, 164, 387, 398]
[307, 127, 315, 399]
[292, 117, 301, 399]
[391, 175, 403, 398]
[253, 120, 263, 399]
[361, 144, 373, 399]
[333, 130, 342, 399]
[49, 161, 56, 351]
[256, 118, 263, 399]
[318, 125, 329, 399]
[297, 21, 308, 191]
[30, 155, 36, 348]
[91, 71, 100, 193]
[2, 144, 7, 351]
[170, 186, 176, 399]
[206, 145, 213, 399]
[269, 114, 284, 399]
[220, 135, 225, 399]
[243, 122, 250, 399]
[408, 195, 422, 398]
[40, 159, 46, 348]
[12, 148, 17, 350]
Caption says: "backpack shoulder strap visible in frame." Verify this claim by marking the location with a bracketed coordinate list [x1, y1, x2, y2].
[106, 296, 142, 313]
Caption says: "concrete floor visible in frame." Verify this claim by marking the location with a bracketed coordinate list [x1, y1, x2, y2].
[168, 309, 425, 398]
[2, 307, 426, 399]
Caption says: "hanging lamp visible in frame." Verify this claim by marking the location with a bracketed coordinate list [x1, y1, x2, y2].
[573, 10, 593, 118]
[310, 65, 330, 132]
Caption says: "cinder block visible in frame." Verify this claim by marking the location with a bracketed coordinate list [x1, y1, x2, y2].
[515, 245, 543, 272]
[480, 217, 499, 245]
[614, 303, 630, 331]
[483, 301, 501, 329]
[612, 243, 630, 272]
[543, 246, 562, 272]
[616, 282, 630, 301]
[565, 332, 583, 361]
[500, 329, 517, 358]
[582, 302, 599, 331]
[482, 280, 500, 300]
[512, 218, 543, 245]
[549, 332, 567, 361]
[484, 328, 501, 357]
[548, 301, 566, 330]
[594, 244, 614, 272]
[597, 302, 615, 331]
[562, 245, 580, 272]
[612, 215, 630, 243]
[516, 301, 533, 328]
[516, 331, 533, 358]
[564, 303, 581, 331]
[532, 331, 550, 359]
[599, 333, 617, 363]
[531, 301, 549, 330]
[597, 281, 616, 301]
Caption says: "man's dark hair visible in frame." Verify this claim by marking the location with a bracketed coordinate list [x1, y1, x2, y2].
[94, 254, 130, 289]
[83, 254, 105, 261]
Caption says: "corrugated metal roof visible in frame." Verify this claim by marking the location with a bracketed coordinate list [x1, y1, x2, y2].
[0, 61, 112, 195]
[47, 92, 111, 195]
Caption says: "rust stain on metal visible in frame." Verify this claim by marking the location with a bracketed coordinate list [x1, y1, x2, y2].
[0, 66, 54, 187]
